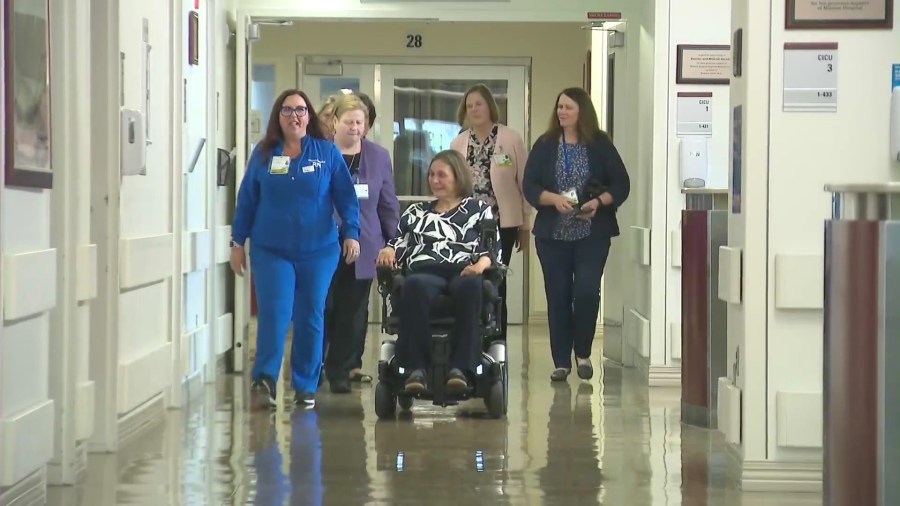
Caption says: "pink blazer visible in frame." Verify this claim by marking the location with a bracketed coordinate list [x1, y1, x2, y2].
[450, 124, 531, 229]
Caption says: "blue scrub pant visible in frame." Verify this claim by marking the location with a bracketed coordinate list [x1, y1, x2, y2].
[250, 244, 339, 394]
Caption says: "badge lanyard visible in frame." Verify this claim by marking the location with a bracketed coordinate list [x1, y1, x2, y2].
[561, 132, 571, 180]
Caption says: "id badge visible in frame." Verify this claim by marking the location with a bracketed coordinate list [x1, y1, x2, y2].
[492, 153, 512, 166]
[301, 165, 315, 174]
[354, 184, 369, 199]
[269, 156, 290, 174]
[562, 188, 579, 205]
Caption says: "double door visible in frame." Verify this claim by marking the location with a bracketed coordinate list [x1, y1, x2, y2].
[299, 58, 529, 325]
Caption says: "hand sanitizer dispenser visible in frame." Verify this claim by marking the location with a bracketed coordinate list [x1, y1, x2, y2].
[680, 137, 708, 188]
[120, 108, 147, 176]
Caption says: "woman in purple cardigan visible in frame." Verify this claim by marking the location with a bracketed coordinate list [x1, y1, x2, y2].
[324, 94, 400, 394]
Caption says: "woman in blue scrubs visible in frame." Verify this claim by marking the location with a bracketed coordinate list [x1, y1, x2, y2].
[230, 89, 361, 410]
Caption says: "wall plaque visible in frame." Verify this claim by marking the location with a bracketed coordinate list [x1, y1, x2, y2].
[676, 45, 732, 85]
[786, 0, 893, 29]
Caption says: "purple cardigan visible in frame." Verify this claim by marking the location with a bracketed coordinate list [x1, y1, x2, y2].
[337, 138, 400, 279]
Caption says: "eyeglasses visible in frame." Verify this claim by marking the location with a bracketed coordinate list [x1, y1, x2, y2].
[280, 106, 308, 117]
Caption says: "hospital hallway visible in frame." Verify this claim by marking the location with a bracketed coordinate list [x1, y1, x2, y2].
[45, 326, 821, 506]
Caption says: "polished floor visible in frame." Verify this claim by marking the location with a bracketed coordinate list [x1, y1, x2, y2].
[48, 326, 822, 505]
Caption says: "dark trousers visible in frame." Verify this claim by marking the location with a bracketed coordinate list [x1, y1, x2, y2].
[497, 227, 519, 341]
[534, 233, 611, 368]
[398, 271, 484, 372]
[323, 258, 373, 380]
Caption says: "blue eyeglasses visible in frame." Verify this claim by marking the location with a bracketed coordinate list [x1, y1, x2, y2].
[280, 106, 308, 117]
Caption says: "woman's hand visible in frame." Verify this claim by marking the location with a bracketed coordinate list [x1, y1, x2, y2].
[552, 193, 575, 214]
[461, 256, 492, 276]
[598, 192, 614, 206]
[376, 247, 396, 268]
[515, 227, 530, 252]
[230, 246, 246, 276]
[576, 199, 600, 220]
[461, 264, 485, 276]
[342, 238, 361, 264]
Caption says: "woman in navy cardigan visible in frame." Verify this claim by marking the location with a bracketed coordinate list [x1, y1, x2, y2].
[323, 94, 400, 393]
[522, 87, 630, 382]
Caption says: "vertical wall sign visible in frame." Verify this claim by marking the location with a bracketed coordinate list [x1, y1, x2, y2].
[188, 10, 199, 65]
[731, 105, 742, 214]
[783, 42, 838, 112]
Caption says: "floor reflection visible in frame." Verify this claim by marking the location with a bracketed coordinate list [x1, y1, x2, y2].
[46, 326, 823, 506]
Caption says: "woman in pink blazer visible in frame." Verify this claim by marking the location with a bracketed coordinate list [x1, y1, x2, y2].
[450, 83, 531, 341]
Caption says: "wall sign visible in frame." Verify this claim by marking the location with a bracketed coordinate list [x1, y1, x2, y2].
[587, 11, 622, 20]
[405, 34, 423, 48]
[731, 105, 742, 214]
[783, 42, 838, 112]
[893, 63, 900, 89]
[786, 0, 893, 29]
[676, 92, 713, 137]
[676, 45, 732, 85]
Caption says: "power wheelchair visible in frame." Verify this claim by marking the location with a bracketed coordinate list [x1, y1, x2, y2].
[373, 218, 509, 419]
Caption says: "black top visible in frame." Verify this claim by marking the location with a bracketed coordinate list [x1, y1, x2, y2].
[342, 153, 361, 179]
[522, 132, 630, 240]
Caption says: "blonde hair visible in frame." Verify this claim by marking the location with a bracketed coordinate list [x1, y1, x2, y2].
[331, 94, 369, 124]
[318, 95, 338, 118]
[456, 83, 500, 127]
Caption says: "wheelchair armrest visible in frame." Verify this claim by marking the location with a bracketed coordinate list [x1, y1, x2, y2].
[482, 264, 507, 286]
[376, 265, 404, 296]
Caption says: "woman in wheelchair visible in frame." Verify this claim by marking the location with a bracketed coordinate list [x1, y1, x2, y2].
[376, 150, 498, 396]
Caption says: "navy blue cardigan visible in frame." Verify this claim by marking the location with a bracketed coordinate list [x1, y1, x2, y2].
[522, 132, 630, 240]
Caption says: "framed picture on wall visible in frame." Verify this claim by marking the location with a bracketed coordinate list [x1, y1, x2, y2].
[676, 45, 732, 85]
[583, 50, 591, 93]
[786, 0, 893, 29]
[3, 0, 53, 189]
[188, 10, 199, 65]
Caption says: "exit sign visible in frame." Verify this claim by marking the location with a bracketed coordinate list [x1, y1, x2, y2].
[587, 11, 622, 20]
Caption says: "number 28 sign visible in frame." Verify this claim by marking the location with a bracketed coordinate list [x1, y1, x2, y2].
[406, 34, 423, 48]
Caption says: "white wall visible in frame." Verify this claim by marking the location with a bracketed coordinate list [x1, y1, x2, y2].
[1, 0, 57, 495]
[116, 0, 177, 415]
[213, 0, 237, 366]
[47, 0, 98, 485]
[602, 0, 665, 379]
[661, 0, 732, 370]
[727, 0, 899, 484]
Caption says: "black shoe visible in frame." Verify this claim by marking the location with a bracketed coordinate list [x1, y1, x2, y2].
[405, 369, 426, 393]
[576, 358, 593, 380]
[251, 376, 277, 409]
[294, 391, 316, 409]
[550, 368, 571, 382]
[445, 368, 468, 396]
[329, 377, 351, 394]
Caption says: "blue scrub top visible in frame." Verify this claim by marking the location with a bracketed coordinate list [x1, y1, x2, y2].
[232, 136, 360, 260]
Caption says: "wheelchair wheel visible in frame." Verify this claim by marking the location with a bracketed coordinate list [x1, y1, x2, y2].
[486, 381, 504, 419]
[398, 394, 414, 411]
[374, 381, 396, 419]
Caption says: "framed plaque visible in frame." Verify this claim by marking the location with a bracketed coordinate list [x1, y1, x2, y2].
[676, 45, 732, 85]
[786, 0, 893, 29]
